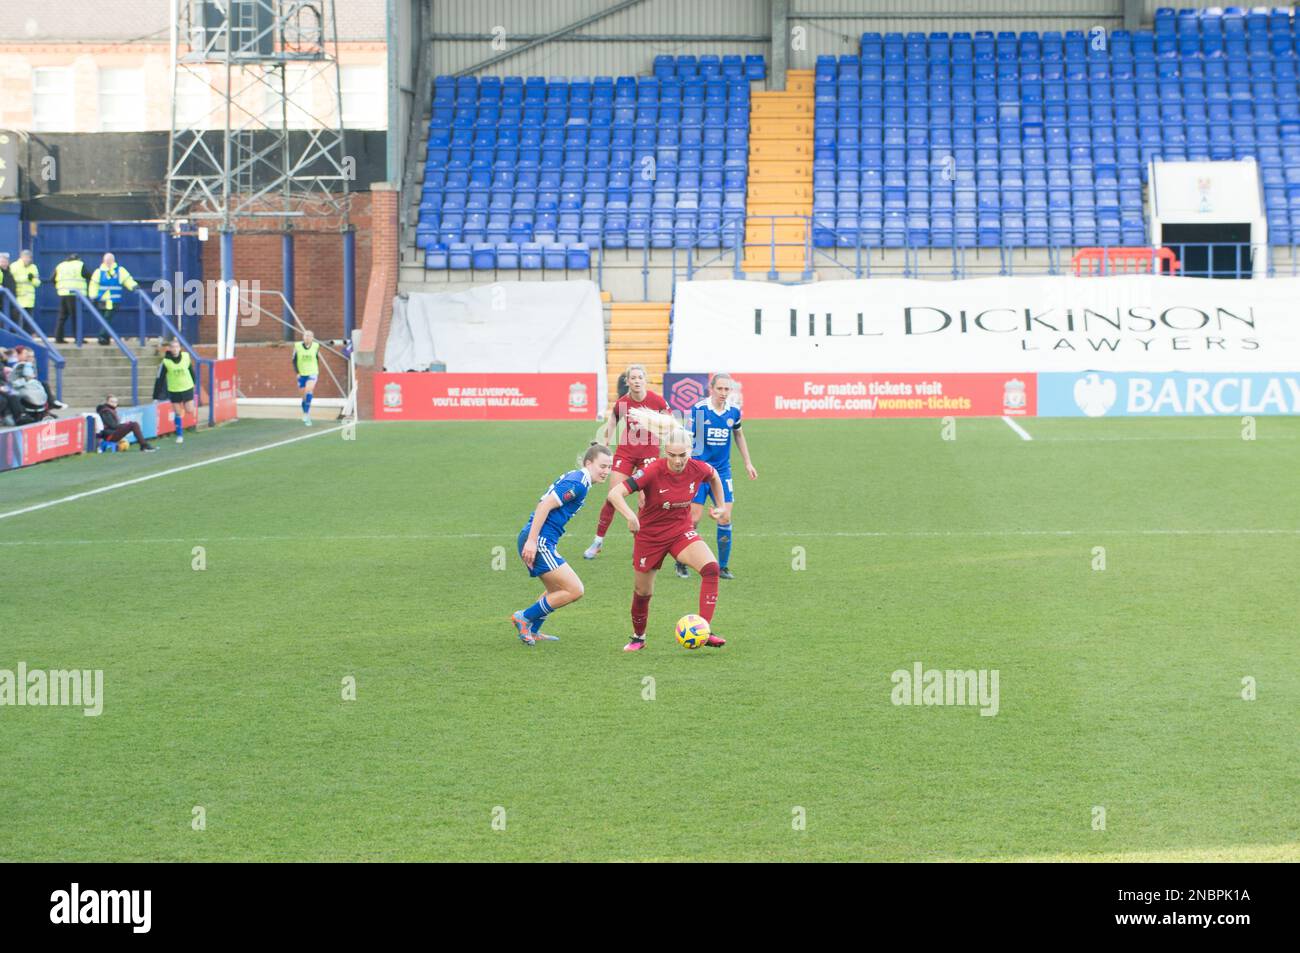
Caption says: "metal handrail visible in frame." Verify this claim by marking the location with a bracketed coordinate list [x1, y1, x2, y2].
[137, 287, 216, 422]
[223, 286, 350, 400]
[72, 292, 138, 406]
[669, 219, 746, 294]
[0, 287, 65, 402]
[411, 221, 1284, 293]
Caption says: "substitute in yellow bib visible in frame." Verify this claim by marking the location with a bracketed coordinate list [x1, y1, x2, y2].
[292, 330, 321, 427]
[154, 338, 197, 445]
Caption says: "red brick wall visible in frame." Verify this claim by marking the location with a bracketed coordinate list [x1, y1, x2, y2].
[197, 192, 373, 344]
[193, 185, 398, 402]
[196, 343, 348, 398]
[356, 184, 399, 419]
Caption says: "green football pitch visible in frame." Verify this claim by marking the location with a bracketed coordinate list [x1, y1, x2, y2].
[2, 415, 1297, 861]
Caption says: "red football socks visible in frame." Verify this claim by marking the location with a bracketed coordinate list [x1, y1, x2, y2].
[631, 592, 652, 637]
[699, 561, 719, 622]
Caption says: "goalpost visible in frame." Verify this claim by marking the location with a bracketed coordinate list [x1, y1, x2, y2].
[221, 284, 357, 422]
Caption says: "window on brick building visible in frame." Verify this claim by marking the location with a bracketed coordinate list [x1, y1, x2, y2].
[32, 67, 74, 131]
[175, 69, 212, 128]
[263, 64, 315, 129]
[99, 68, 146, 132]
[340, 66, 385, 129]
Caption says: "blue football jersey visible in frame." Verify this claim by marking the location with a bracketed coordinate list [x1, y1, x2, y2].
[522, 468, 592, 540]
[689, 399, 742, 470]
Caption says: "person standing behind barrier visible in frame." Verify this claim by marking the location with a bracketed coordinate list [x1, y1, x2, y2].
[11, 250, 40, 317]
[154, 339, 197, 445]
[88, 253, 138, 346]
[292, 329, 321, 427]
[53, 252, 90, 343]
[0, 253, 15, 321]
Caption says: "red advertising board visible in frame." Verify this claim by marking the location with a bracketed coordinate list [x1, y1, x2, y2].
[155, 402, 200, 436]
[374, 373, 598, 420]
[21, 416, 87, 465]
[679, 373, 1036, 418]
[212, 358, 239, 423]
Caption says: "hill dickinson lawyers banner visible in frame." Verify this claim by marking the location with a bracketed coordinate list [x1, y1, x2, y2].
[669, 276, 1300, 374]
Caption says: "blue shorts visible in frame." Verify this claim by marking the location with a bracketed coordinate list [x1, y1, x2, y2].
[693, 468, 734, 505]
[297, 375, 318, 389]
[517, 528, 566, 578]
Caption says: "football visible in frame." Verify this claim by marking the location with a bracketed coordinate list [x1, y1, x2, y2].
[675, 614, 711, 649]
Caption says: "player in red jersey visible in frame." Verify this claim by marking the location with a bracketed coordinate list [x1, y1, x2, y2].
[605, 427, 728, 651]
[583, 363, 671, 560]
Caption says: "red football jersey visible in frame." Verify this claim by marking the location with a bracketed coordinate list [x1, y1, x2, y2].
[627, 457, 716, 535]
[612, 390, 670, 454]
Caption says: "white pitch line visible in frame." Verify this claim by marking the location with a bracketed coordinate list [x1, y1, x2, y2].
[1001, 416, 1033, 441]
[0, 425, 345, 522]
[3, 527, 1298, 547]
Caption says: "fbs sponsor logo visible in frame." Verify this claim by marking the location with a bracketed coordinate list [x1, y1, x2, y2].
[50, 883, 151, 934]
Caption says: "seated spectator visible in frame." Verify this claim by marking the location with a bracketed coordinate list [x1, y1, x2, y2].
[2, 362, 54, 426]
[0, 364, 17, 426]
[95, 394, 156, 452]
[13, 346, 66, 409]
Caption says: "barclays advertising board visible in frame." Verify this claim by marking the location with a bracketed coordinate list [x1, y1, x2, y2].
[1038, 372, 1300, 417]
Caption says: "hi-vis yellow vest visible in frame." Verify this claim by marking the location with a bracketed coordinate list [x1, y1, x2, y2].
[163, 352, 194, 392]
[294, 341, 320, 377]
[10, 261, 39, 308]
[54, 259, 87, 296]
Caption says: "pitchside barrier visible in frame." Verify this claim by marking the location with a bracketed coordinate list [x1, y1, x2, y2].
[374, 373, 598, 421]
[0, 359, 239, 472]
[383, 281, 607, 417]
[661, 275, 1300, 418]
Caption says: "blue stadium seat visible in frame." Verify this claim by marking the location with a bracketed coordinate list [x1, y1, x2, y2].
[424, 243, 448, 269]
[416, 58, 764, 258]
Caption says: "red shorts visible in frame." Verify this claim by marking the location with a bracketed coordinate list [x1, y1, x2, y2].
[632, 526, 701, 572]
[612, 450, 658, 477]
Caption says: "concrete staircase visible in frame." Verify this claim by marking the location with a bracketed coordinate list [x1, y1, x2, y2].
[606, 301, 671, 407]
[55, 342, 159, 411]
[742, 69, 815, 276]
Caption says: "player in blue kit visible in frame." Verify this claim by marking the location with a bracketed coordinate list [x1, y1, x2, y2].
[513, 443, 613, 645]
[675, 373, 757, 580]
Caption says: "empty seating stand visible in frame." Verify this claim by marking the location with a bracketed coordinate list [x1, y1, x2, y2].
[813, 10, 1300, 250]
[417, 56, 763, 270]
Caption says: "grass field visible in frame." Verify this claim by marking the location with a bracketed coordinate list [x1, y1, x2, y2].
[2, 414, 1298, 861]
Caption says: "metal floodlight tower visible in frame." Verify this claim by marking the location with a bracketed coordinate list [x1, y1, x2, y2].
[165, 0, 353, 332]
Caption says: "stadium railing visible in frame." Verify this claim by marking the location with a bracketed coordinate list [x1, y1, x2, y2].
[138, 287, 217, 425]
[0, 287, 65, 402]
[417, 216, 1287, 289]
[71, 292, 139, 406]
[1072, 246, 1180, 275]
